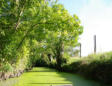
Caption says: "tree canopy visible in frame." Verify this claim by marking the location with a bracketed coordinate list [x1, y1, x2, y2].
[0, 0, 83, 72]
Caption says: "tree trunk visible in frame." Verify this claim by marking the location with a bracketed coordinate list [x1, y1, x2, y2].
[55, 40, 64, 70]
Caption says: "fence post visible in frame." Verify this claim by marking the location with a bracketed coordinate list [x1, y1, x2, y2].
[80, 43, 81, 58]
[94, 35, 96, 54]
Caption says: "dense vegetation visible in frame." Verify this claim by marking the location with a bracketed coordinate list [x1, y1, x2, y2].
[0, 0, 83, 80]
[61, 52, 112, 85]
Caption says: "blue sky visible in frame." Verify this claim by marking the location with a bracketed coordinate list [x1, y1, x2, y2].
[58, 0, 112, 56]
[58, 0, 87, 15]
[58, 0, 112, 15]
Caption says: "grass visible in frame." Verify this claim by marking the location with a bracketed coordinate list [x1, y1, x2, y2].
[0, 67, 100, 86]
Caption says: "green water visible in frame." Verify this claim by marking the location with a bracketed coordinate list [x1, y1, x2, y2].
[0, 67, 101, 86]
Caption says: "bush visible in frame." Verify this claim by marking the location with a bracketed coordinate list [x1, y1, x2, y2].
[61, 52, 112, 85]
[35, 57, 50, 67]
[0, 62, 13, 72]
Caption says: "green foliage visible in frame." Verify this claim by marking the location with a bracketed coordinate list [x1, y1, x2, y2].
[0, 62, 13, 72]
[61, 52, 112, 85]
[35, 57, 50, 67]
[0, 0, 83, 77]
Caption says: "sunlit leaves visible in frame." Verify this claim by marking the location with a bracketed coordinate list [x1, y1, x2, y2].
[0, 0, 83, 70]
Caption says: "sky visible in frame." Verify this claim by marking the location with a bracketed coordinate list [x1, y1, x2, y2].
[58, 0, 112, 56]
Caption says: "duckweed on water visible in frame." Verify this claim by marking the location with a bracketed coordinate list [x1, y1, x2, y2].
[0, 67, 100, 86]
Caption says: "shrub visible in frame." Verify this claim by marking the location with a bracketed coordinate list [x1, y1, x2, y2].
[61, 52, 112, 85]
[0, 62, 13, 73]
[35, 57, 50, 67]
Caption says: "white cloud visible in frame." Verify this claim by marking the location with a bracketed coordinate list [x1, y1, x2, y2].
[79, 0, 112, 56]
